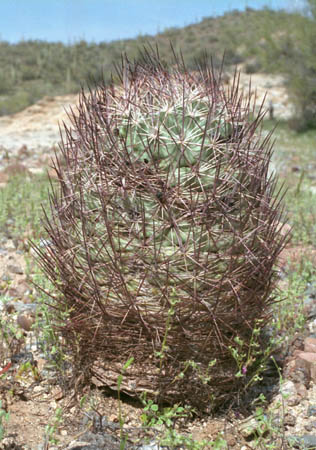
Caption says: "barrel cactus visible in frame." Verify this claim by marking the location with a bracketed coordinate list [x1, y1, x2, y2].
[36, 51, 287, 411]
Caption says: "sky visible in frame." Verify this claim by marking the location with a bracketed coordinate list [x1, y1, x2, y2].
[0, 0, 306, 44]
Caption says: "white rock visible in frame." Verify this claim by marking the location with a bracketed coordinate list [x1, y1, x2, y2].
[280, 380, 297, 397]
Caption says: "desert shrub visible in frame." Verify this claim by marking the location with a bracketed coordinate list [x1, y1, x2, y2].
[34, 50, 287, 412]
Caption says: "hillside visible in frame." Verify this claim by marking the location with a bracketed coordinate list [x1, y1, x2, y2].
[0, 7, 310, 116]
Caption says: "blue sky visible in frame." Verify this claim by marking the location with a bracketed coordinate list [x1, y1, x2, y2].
[0, 0, 305, 43]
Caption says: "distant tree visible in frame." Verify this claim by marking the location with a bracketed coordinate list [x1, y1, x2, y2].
[279, 1, 316, 130]
[307, 0, 316, 19]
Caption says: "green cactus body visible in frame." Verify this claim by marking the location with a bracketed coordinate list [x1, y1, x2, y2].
[37, 53, 287, 411]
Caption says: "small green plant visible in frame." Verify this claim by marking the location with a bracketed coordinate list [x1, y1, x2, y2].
[140, 396, 225, 449]
[227, 319, 281, 394]
[0, 299, 25, 361]
[242, 360, 288, 449]
[0, 401, 10, 441]
[117, 357, 134, 450]
[0, 173, 52, 241]
[271, 259, 314, 339]
[44, 406, 63, 446]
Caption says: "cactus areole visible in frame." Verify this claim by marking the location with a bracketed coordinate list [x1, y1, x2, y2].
[36, 51, 287, 411]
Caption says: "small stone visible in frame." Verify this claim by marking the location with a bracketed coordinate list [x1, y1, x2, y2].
[7, 287, 19, 297]
[305, 337, 316, 353]
[17, 312, 35, 331]
[288, 435, 316, 448]
[304, 422, 316, 432]
[5, 240, 16, 250]
[294, 352, 316, 384]
[307, 405, 316, 417]
[66, 441, 91, 450]
[61, 429, 68, 436]
[305, 423, 314, 432]
[137, 443, 160, 450]
[296, 383, 308, 399]
[226, 433, 236, 446]
[4, 302, 16, 314]
[7, 264, 24, 275]
[287, 395, 300, 407]
[15, 280, 31, 297]
[284, 412, 296, 427]
[1, 274, 11, 282]
[52, 386, 64, 400]
[33, 385, 43, 393]
[291, 367, 311, 387]
[309, 320, 316, 334]
[280, 380, 297, 396]
[272, 414, 282, 427]
[238, 415, 262, 438]
[109, 414, 118, 422]
[1, 437, 17, 447]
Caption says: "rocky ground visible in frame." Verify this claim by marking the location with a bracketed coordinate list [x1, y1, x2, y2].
[0, 73, 314, 450]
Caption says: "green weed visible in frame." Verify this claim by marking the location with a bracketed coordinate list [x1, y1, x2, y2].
[140, 396, 225, 449]
[0, 173, 52, 241]
[0, 401, 9, 441]
[44, 406, 63, 446]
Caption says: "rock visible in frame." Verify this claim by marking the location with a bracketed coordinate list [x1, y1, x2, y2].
[17, 312, 35, 331]
[284, 412, 297, 427]
[280, 380, 297, 396]
[225, 432, 236, 446]
[287, 395, 300, 407]
[7, 264, 24, 275]
[15, 280, 31, 297]
[296, 383, 308, 399]
[28, 167, 45, 176]
[137, 443, 160, 450]
[308, 405, 316, 417]
[295, 352, 316, 384]
[4, 302, 16, 314]
[33, 385, 44, 393]
[238, 415, 264, 438]
[11, 301, 37, 313]
[309, 320, 316, 334]
[5, 240, 16, 251]
[66, 442, 99, 450]
[0, 436, 24, 449]
[1, 274, 11, 282]
[305, 337, 316, 353]
[305, 421, 316, 432]
[11, 351, 34, 365]
[288, 435, 316, 448]
[66, 430, 127, 449]
[52, 386, 64, 401]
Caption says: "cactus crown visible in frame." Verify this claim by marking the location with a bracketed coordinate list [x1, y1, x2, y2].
[36, 50, 287, 411]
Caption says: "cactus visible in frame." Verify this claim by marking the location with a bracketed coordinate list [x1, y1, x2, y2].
[35, 51, 287, 411]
